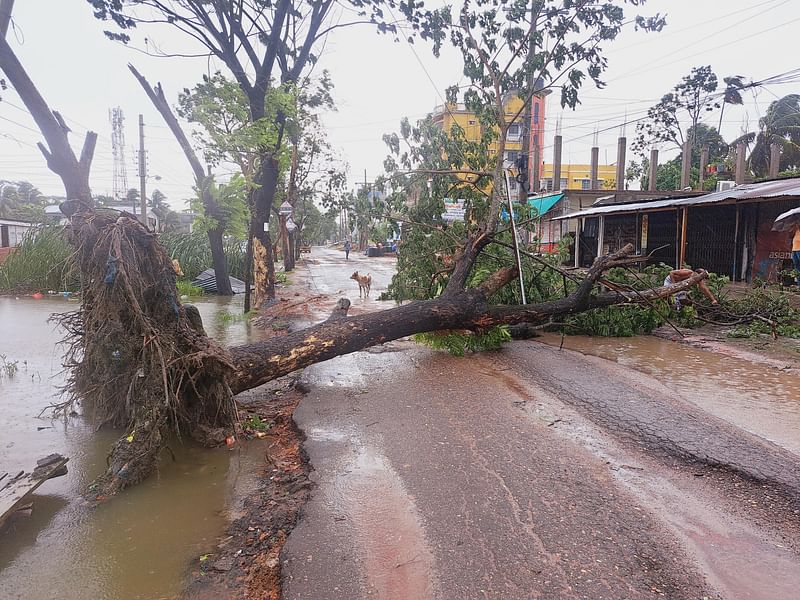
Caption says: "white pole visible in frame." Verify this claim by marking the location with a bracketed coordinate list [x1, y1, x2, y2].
[504, 169, 527, 304]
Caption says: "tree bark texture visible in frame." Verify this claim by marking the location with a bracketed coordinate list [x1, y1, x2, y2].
[0, 35, 96, 207]
[251, 156, 281, 307]
[128, 64, 234, 296]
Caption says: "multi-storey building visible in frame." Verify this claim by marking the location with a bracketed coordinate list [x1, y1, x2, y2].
[431, 91, 547, 194]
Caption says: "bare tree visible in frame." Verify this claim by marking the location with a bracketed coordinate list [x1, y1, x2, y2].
[0, 0, 97, 210]
[128, 65, 234, 295]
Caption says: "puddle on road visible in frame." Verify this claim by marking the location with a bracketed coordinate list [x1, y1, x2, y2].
[307, 426, 350, 442]
[332, 446, 437, 600]
[539, 333, 800, 455]
[304, 353, 367, 388]
[0, 295, 263, 600]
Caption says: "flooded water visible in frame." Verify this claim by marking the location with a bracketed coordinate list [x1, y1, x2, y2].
[0, 295, 263, 600]
[540, 333, 800, 455]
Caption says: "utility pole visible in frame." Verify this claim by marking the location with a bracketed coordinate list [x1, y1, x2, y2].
[698, 146, 709, 190]
[518, 0, 538, 205]
[138, 114, 147, 225]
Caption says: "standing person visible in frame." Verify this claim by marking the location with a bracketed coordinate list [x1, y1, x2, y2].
[344, 239, 351, 260]
[792, 223, 800, 288]
[664, 268, 719, 310]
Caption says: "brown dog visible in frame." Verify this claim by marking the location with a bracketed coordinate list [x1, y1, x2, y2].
[350, 271, 372, 298]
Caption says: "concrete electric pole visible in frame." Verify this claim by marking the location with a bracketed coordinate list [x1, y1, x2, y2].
[138, 114, 147, 225]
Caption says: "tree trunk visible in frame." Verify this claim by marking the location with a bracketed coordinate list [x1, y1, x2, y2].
[227, 253, 707, 393]
[128, 65, 233, 296]
[207, 226, 233, 295]
[251, 155, 281, 307]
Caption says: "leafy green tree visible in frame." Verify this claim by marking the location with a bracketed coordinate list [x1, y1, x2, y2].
[149, 188, 168, 217]
[177, 73, 294, 182]
[190, 175, 249, 241]
[148, 189, 184, 233]
[295, 198, 336, 245]
[381, 0, 664, 303]
[125, 187, 139, 211]
[631, 123, 730, 191]
[633, 66, 721, 155]
[0, 180, 47, 221]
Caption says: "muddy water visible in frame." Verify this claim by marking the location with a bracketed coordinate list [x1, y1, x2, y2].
[0, 295, 262, 600]
[540, 333, 800, 455]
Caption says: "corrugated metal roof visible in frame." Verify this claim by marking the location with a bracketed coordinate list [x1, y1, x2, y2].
[552, 178, 800, 221]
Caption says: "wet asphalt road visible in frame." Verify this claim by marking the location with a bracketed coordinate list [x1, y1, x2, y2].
[302, 245, 397, 301]
[280, 250, 800, 599]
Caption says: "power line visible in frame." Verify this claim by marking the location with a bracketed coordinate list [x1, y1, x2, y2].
[608, 8, 799, 84]
[604, 0, 785, 57]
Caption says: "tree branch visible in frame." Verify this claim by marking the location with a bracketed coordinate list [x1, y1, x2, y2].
[228, 245, 709, 393]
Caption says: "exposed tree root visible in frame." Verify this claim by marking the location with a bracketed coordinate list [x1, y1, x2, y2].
[58, 211, 237, 498]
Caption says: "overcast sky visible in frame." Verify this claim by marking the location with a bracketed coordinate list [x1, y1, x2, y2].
[1, 0, 798, 207]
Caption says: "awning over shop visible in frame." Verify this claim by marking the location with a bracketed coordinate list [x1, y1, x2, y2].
[552, 177, 800, 221]
[527, 192, 563, 217]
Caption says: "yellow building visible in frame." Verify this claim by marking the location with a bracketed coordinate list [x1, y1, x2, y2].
[541, 163, 618, 192]
[431, 92, 547, 191]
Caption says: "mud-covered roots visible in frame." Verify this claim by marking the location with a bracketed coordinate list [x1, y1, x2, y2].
[58, 212, 237, 497]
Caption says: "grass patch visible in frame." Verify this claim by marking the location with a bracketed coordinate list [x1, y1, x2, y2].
[176, 280, 204, 297]
[217, 309, 258, 324]
[160, 231, 245, 281]
[0, 224, 76, 293]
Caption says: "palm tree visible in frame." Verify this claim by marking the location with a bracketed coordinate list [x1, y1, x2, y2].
[732, 94, 800, 178]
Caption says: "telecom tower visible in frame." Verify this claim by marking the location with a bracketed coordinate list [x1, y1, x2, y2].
[109, 107, 128, 204]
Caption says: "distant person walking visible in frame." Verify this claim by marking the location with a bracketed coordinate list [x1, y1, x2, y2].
[792, 224, 800, 288]
[344, 239, 352, 260]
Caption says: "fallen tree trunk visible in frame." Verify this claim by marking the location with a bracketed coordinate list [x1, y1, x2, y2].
[58, 211, 708, 498]
[229, 257, 707, 393]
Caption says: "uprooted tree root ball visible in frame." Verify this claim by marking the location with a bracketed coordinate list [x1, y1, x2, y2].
[57, 212, 237, 498]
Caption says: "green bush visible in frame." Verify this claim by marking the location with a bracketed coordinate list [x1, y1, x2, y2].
[0, 224, 75, 293]
[725, 288, 800, 339]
